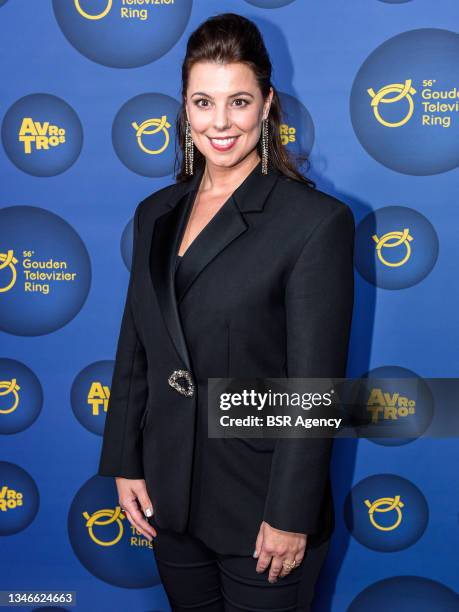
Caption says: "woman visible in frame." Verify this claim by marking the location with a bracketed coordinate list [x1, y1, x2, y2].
[98, 12, 354, 611]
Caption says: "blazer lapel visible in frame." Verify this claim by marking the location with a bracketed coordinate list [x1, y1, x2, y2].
[149, 160, 281, 370]
[174, 197, 247, 303]
[149, 189, 195, 370]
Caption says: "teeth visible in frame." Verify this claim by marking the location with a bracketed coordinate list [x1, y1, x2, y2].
[211, 137, 236, 145]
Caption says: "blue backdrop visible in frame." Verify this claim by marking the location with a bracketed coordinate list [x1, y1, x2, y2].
[1, 1, 458, 610]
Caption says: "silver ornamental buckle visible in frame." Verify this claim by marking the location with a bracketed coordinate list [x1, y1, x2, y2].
[168, 369, 195, 397]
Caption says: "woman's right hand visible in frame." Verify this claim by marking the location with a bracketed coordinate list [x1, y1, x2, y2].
[115, 477, 157, 541]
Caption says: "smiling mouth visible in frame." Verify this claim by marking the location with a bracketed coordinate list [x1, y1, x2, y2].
[207, 135, 239, 150]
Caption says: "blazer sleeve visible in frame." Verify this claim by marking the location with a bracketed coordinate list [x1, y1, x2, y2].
[97, 202, 149, 480]
[262, 203, 355, 534]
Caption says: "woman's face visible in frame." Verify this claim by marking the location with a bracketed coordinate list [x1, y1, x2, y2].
[185, 61, 273, 168]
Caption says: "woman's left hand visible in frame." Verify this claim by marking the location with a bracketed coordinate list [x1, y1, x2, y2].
[254, 521, 307, 582]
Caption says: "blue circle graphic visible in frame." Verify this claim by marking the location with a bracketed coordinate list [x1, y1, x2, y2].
[344, 474, 428, 551]
[354, 206, 438, 289]
[348, 576, 459, 611]
[244, 0, 297, 7]
[32, 609, 70, 612]
[0, 461, 40, 535]
[71, 360, 115, 435]
[68, 475, 160, 587]
[1, 94, 83, 177]
[32, 608, 70, 612]
[52, 0, 193, 68]
[0, 358, 43, 435]
[0, 206, 91, 336]
[350, 29, 459, 175]
[112, 93, 180, 177]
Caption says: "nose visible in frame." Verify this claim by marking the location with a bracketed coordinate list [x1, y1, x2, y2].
[213, 103, 231, 131]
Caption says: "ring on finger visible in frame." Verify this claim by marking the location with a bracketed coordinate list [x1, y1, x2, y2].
[283, 559, 298, 571]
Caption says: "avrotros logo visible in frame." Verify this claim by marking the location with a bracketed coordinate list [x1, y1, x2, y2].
[0, 462, 40, 535]
[52, 0, 192, 68]
[68, 476, 161, 587]
[355, 365, 434, 447]
[344, 474, 428, 552]
[0, 206, 91, 336]
[0, 359, 43, 435]
[348, 577, 459, 611]
[71, 361, 114, 435]
[350, 29, 459, 175]
[1, 94, 83, 177]
[278, 92, 315, 163]
[112, 94, 181, 177]
[354, 206, 438, 289]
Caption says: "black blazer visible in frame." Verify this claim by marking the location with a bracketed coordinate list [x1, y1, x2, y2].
[98, 159, 355, 556]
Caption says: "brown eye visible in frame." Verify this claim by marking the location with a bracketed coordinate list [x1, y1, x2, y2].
[233, 99, 249, 107]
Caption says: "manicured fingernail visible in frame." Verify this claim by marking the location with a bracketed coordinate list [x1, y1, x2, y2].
[145, 507, 153, 517]
[252, 549, 258, 558]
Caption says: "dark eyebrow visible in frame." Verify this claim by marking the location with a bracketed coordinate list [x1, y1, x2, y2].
[191, 91, 254, 99]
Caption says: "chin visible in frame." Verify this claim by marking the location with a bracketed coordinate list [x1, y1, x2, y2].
[205, 154, 237, 167]
[205, 150, 256, 168]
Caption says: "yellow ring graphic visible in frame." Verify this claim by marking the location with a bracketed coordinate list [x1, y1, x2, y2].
[74, 0, 112, 20]
[83, 506, 125, 547]
[0, 250, 18, 293]
[367, 80, 416, 128]
[364, 495, 404, 531]
[0, 379, 20, 415]
[372, 228, 413, 267]
[131, 116, 171, 155]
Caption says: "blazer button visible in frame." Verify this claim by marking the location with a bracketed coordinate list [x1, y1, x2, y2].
[168, 369, 195, 397]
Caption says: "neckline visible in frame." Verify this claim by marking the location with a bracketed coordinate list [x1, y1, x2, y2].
[176, 158, 264, 260]
[176, 188, 234, 260]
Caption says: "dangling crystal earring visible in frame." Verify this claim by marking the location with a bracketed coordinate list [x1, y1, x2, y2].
[185, 119, 194, 175]
[261, 117, 269, 175]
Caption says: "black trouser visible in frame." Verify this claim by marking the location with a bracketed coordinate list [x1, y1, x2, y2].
[149, 515, 330, 611]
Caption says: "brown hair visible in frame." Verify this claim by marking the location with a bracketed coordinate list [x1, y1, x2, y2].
[174, 12, 316, 188]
